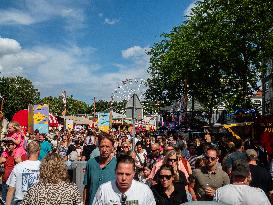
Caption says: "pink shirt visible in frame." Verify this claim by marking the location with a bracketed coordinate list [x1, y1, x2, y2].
[148, 159, 189, 179]
[7, 132, 27, 158]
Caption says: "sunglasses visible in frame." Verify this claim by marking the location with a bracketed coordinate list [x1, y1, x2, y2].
[204, 155, 217, 161]
[123, 146, 129, 148]
[159, 175, 172, 180]
[167, 158, 177, 162]
[121, 193, 127, 205]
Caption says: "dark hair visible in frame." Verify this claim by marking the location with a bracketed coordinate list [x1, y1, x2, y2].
[234, 139, 243, 149]
[232, 159, 250, 178]
[205, 145, 220, 157]
[115, 155, 135, 171]
[136, 141, 142, 147]
[158, 164, 175, 176]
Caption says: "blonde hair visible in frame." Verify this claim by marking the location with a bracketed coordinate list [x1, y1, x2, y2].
[39, 153, 69, 184]
[163, 150, 177, 164]
[9, 121, 21, 132]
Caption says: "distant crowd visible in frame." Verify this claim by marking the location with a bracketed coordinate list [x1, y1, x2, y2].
[0, 121, 272, 205]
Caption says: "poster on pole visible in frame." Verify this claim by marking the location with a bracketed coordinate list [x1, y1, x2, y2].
[66, 119, 74, 130]
[33, 104, 49, 134]
[28, 105, 34, 134]
[98, 112, 110, 133]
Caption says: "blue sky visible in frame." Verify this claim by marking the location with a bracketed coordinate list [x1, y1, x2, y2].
[0, 0, 196, 103]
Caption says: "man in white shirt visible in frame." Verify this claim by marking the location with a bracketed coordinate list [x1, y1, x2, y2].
[214, 159, 271, 205]
[6, 141, 41, 205]
[93, 155, 156, 205]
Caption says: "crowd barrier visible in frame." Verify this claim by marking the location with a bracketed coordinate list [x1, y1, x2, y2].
[70, 161, 87, 196]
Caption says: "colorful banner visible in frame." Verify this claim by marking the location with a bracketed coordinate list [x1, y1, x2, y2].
[98, 112, 110, 133]
[66, 119, 74, 130]
[33, 104, 49, 134]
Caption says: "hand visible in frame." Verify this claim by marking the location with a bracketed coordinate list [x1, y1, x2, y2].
[204, 187, 215, 196]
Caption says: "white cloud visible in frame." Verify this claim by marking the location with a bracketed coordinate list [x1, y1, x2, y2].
[104, 18, 120, 25]
[0, 37, 151, 102]
[0, 37, 21, 56]
[0, 0, 86, 28]
[184, 1, 198, 17]
[122, 46, 148, 59]
[0, 9, 35, 25]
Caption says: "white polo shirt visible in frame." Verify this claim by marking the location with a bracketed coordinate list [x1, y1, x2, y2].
[92, 179, 156, 205]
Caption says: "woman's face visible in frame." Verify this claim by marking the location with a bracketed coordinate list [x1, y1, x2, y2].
[122, 143, 130, 152]
[8, 124, 16, 133]
[143, 167, 151, 177]
[167, 154, 177, 168]
[159, 169, 174, 188]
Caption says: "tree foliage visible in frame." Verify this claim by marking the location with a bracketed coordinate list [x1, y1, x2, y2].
[0, 76, 40, 120]
[146, 0, 273, 118]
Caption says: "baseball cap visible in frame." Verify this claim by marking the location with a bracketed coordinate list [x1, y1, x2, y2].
[246, 149, 258, 160]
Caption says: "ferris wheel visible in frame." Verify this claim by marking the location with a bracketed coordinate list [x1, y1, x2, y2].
[112, 78, 147, 102]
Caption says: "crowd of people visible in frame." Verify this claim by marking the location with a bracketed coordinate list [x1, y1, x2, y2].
[0, 121, 273, 205]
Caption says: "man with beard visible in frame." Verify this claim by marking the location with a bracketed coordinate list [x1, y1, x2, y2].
[193, 146, 230, 201]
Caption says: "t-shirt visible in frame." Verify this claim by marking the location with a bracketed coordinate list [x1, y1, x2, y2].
[83, 156, 117, 205]
[2, 152, 28, 183]
[38, 140, 52, 160]
[214, 184, 271, 205]
[82, 144, 96, 161]
[7, 160, 41, 201]
[92, 180, 156, 205]
[249, 164, 273, 193]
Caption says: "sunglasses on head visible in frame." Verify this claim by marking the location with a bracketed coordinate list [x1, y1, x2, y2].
[167, 158, 177, 162]
[159, 175, 172, 180]
[204, 155, 217, 161]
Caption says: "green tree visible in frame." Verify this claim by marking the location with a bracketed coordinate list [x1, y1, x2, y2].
[39, 95, 90, 116]
[0, 76, 40, 120]
[146, 0, 273, 122]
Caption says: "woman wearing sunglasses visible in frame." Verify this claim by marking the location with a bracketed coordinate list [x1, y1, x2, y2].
[151, 165, 188, 205]
[153, 150, 189, 183]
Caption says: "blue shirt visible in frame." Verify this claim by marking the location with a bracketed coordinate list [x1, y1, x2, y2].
[83, 156, 116, 205]
[38, 140, 52, 160]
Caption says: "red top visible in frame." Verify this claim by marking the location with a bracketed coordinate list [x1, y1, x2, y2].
[2, 152, 28, 182]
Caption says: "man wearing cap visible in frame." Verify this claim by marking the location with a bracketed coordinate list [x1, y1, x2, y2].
[246, 149, 273, 200]
[214, 159, 271, 205]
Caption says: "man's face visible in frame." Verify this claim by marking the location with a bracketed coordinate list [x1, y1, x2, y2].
[204, 149, 218, 168]
[99, 138, 114, 159]
[116, 163, 135, 192]
[151, 144, 159, 157]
